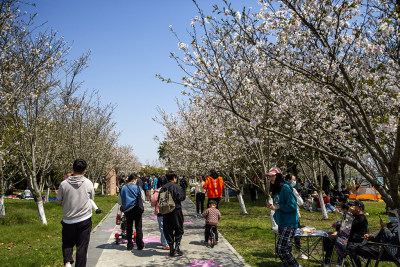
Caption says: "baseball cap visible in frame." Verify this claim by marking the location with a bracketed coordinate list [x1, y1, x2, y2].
[349, 200, 365, 211]
[266, 167, 282, 176]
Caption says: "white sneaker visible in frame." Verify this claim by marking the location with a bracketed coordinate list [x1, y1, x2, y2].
[297, 253, 308, 260]
[65, 263, 72, 267]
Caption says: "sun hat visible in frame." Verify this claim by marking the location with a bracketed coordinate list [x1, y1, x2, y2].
[266, 167, 282, 176]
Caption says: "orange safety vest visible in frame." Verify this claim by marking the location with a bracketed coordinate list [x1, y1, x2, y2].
[203, 176, 225, 198]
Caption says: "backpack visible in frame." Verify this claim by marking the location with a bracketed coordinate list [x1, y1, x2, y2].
[159, 190, 176, 215]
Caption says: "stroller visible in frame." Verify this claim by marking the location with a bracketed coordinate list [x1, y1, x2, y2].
[115, 205, 136, 244]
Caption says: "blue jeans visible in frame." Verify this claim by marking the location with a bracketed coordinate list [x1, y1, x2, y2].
[157, 215, 168, 247]
[326, 203, 336, 212]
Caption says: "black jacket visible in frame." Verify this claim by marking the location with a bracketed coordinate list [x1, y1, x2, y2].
[349, 214, 369, 243]
[159, 181, 186, 210]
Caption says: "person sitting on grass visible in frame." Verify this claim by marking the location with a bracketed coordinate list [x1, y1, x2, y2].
[202, 200, 221, 245]
[303, 194, 313, 212]
[316, 191, 336, 213]
[341, 185, 350, 203]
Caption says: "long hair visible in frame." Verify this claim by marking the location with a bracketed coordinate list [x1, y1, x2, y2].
[270, 173, 284, 196]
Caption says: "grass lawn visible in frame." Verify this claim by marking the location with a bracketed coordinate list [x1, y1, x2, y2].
[0, 191, 118, 267]
[190, 192, 395, 267]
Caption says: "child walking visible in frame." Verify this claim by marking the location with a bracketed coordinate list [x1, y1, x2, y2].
[202, 200, 221, 245]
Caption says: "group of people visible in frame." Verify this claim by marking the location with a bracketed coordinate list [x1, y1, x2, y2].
[119, 173, 158, 202]
[265, 166, 399, 267]
[53, 159, 399, 267]
[55, 160, 227, 267]
[323, 199, 399, 266]
[119, 169, 224, 257]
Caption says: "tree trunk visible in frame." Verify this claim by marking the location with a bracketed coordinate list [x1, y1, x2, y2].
[45, 187, 50, 203]
[0, 195, 4, 219]
[318, 191, 329, 220]
[0, 155, 4, 218]
[101, 184, 104, 195]
[237, 191, 248, 214]
[340, 164, 346, 187]
[33, 192, 47, 225]
[224, 188, 229, 202]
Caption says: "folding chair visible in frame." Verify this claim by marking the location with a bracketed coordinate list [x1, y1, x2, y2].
[361, 241, 400, 267]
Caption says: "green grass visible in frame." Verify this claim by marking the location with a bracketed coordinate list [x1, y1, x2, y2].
[0, 191, 118, 267]
[190, 192, 394, 267]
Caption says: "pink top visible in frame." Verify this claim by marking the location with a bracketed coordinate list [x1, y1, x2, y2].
[151, 188, 161, 215]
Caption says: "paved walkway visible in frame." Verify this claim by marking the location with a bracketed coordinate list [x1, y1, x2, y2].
[87, 197, 249, 267]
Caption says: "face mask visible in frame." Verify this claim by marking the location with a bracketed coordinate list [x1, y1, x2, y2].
[291, 181, 296, 187]
[388, 217, 398, 223]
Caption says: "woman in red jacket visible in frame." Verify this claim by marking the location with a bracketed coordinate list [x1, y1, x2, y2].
[203, 170, 225, 209]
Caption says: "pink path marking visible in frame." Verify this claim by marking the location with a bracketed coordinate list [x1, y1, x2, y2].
[188, 260, 222, 267]
[102, 228, 120, 232]
[184, 221, 194, 225]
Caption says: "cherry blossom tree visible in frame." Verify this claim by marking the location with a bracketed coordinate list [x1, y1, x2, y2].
[0, 1, 140, 222]
[160, 0, 400, 217]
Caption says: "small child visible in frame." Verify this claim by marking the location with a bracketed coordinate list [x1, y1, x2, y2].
[303, 194, 313, 211]
[202, 200, 221, 245]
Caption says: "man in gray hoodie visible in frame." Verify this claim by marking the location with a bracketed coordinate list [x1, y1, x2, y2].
[56, 159, 94, 267]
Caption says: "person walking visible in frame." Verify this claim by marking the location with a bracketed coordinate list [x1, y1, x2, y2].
[267, 173, 301, 267]
[152, 175, 158, 191]
[190, 176, 206, 215]
[56, 159, 94, 267]
[119, 174, 145, 250]
[203, 170, 225, 209]
[150, 176, 170, 250]
[159, 171, 186, 257]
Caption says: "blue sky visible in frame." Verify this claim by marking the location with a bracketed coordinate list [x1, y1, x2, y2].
[23, 0, 257, 164]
